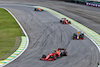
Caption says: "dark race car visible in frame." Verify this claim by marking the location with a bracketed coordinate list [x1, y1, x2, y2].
[34, 8, 44, 11]
[60, 18, 71, 24]
[73, 31, 84, 40]
[40, 48, 67, 61]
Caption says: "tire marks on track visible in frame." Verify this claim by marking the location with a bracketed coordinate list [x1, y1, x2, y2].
[2, 4, 99, 67]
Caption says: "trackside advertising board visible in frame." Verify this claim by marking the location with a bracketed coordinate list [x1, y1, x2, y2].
[86, 1, 100, 7]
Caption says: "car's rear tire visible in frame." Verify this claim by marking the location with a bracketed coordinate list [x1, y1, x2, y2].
[79, 33, 84, 39]
[41, 9, 44, 11]
[34, 8, 37, 11]
[63, 52, 67, 56]
[73, 33, 77, 39]
[81, 33, 84, 36]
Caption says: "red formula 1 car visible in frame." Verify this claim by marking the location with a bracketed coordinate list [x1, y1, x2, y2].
[60, 18, 71, 24]
[73, 31, 84, 40]
[40, 48, 67, 61]
[34, 8, 44, 11]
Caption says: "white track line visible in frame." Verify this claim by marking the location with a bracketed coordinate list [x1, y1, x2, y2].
[1, 8, 29, 67]
[48, 8, 100, 52]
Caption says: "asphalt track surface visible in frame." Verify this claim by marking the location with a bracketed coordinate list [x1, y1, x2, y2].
[0, 1, 100, 67]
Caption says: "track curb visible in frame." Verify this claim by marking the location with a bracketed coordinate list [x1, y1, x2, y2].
[0, 8, 29, 67]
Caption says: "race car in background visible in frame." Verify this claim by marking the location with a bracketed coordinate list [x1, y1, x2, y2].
[73, 31, 84, 40]
[60, 18, 71, 24]
[40, 48, 67, 61]
[34, 8, 44, 11]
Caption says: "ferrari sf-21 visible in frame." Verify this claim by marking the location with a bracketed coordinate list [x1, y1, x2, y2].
[60, 18, 71, 24]
[40, 48, 67, 61]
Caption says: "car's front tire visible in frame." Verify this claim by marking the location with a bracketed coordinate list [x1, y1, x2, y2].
[60, 20, 62, 23]
[42, 55, 46, 58]
[62, 51, 67, 56]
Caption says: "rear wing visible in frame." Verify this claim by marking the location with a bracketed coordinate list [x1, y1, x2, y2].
[58, 48, 66, 51]
[61, 18, 66, 20]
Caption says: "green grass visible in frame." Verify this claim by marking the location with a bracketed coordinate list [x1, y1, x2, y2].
[0, 8, 22, 59]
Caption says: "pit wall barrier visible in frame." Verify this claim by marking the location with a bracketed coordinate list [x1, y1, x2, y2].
[86, 1, 100, 7]
[33, 6, 100, 52]
[85, 1, 100, 7]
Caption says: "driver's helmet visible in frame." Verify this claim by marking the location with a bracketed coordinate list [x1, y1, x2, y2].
[77, 31, 80, 34]
[37, 8, 41, 11]
[54, 49, 59, 52]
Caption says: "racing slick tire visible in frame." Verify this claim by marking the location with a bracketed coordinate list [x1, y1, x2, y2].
[62, 51, 67, 56]
[42, 55, 46, 58]
[41, 9, 44, 11]
[81, 33, 84, 36]
[73, 33, 77, 39]
[79, 33, 84, 39]
[60, 20, 62, 23]
[68, 21, 71, 24]
[34, 8, 37, 11]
